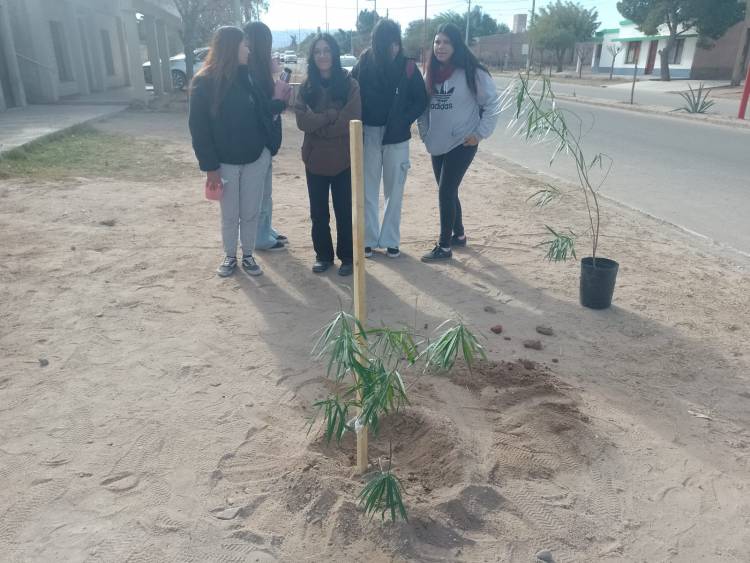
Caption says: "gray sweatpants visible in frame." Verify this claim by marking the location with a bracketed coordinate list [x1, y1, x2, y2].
[219, 149, 271, 257]
[363, 125, 411, 249]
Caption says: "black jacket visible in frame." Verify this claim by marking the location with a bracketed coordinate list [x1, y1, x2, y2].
[188, 66, 267, 171]
[352, 51, 428, 145]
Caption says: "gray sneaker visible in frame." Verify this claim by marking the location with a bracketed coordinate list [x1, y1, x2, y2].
[216, 256, 237, 277]
[241, 254, 263, 276]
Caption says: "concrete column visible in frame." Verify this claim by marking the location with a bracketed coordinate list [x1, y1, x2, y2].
[62, 1, 90, 96]
[85, 14, 106, 92]
[116, 15, 130, 86]
[120, 8, 147, 104]
[143, 14, 164, 95]
[0, 0, 26, 107]
[21, 0, 59, 102]
[156, 18, 172, 92]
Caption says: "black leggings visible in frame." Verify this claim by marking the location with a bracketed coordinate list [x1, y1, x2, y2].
[305, 168, 353, 264]
[431, 144, 478, 248]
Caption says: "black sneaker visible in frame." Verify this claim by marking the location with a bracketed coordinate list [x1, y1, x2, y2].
[364, 246, 373, 258]
[257, 240, 286, 252]
[338, 263, 353, 276]
[451, 235, 467, 247]
[241, 254, 263, 276]
[421, 245, 452, 262]
[275, 234, 288, 243]
[386, 247, 400, 258]
[216, 256, 237, 277]
[312, 260, 333, 273]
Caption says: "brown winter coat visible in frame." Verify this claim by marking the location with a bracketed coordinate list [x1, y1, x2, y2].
[294, 77, 361, 177]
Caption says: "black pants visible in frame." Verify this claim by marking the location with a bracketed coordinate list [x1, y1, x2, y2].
[306, 168, 353, 264]
[431, 144, 478, 248]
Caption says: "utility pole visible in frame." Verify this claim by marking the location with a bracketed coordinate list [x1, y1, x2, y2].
[232, 0, 242, 26]
[731, 0, 750, 86]
[526, 0, 536, 74]
[465, 0, 471, 44]
[355, 0, 359, 53]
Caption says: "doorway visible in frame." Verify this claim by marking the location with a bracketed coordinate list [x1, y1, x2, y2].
[645, 40, 658, 75]
[593, 43, 603, 72]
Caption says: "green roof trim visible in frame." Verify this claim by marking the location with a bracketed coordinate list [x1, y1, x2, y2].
[620, 19, 634, 25]
[596, 28, 619, 36]
[616, 33, 698, 42]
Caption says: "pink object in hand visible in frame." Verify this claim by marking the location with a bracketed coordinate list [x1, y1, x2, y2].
[204, 178, 223, 201]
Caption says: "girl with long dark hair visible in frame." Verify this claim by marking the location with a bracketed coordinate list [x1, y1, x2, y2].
[244, 21, 291, 252]
[351, 19, 427, 259]
[294, 34, 361, 276]
[417, 23, 501, 262]
[189, 26, 270, 277]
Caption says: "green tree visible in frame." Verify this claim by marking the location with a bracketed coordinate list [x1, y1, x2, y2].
[432, 6, 500, 43]
[403, 18, 439, 59]
[617, 0, 745, 81]
[357, 9, 379, 34]
[334, 29, 354, 53]
[172, 0, 269, 82]
[530, 1, 599, 72]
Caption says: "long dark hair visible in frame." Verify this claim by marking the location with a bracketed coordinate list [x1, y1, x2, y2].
[300, 34, 349, 108]
[425, 23, 488, 97]
[244, 21, 274, 98]
[192, 26, 245, 116]
[370, 19, 403, 70]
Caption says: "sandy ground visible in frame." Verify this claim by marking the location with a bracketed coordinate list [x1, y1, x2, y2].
[1, 110, 749, 563]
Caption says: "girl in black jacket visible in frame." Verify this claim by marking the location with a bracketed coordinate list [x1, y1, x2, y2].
[189, 26, 271, 277]
[352, 19, 428, 259]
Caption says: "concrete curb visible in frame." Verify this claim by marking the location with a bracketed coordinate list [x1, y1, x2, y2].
[555, 94, 750, 130]
[0, 105, 128, 157]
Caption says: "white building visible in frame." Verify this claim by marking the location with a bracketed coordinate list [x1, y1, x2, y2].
[591, 18, 745, 80]
[0, 0, 181, 112]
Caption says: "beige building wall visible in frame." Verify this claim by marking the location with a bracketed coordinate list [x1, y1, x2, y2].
[0, 0, 180, 110]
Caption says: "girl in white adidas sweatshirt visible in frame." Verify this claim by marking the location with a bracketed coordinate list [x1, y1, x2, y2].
[417, 23, 501, 262]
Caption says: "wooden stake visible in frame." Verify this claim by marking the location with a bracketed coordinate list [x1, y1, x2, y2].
[349, 119, 368, 475]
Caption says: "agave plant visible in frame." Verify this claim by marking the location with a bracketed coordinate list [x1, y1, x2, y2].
[674, 82, 715, 114]
[309, 311, 485, 522]
[501, 75, 613, 263]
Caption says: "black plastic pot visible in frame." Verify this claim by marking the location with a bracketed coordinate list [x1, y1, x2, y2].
[580, 257, 619, 309]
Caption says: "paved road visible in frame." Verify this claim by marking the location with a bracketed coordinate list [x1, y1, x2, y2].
[483, 78, 750, 256]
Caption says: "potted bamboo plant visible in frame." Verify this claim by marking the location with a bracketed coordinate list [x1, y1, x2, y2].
[502, 75, 619, 309]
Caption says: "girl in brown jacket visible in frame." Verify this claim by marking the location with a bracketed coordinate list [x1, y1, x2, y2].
[295, 34, 361, 276]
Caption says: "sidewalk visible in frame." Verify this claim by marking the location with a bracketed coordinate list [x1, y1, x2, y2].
[0, 104, 127, 155]
[605, 78, 733, 93]
[555, 93, 750, 129]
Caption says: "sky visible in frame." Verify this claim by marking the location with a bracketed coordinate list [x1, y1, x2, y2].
[262, 0, 623, 36]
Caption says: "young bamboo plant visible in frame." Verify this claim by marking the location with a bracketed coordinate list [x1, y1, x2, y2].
[309, 312, 485, 522]
[500, 75, 614, 264]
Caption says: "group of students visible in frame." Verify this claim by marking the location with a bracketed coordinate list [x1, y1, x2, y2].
[188, 19, 501, 278]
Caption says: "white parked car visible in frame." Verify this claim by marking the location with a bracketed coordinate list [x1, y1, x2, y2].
[283, 50, 298, 64]
[143, 47, 209, 90]
[340, 55, 357, 73]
